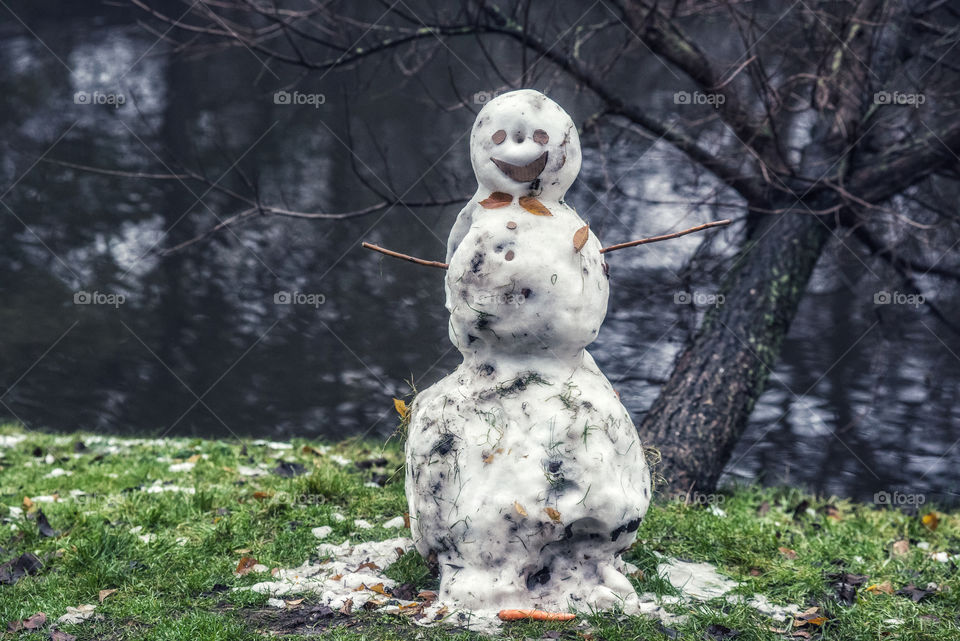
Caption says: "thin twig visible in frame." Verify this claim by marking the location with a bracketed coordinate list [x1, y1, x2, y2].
[600, 219, 732, 254]
[362, 219, 733, 269]
[362, 242, 449, 269]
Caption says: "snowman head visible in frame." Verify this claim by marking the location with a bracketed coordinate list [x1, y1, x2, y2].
[470, 90, 581, 202]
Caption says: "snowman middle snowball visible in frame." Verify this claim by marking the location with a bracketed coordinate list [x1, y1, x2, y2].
[406, 89, 651, 613]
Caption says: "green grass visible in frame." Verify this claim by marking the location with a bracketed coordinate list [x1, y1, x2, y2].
[0, 423, 957, 640]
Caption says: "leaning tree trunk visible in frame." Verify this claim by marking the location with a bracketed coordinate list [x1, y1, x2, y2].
[640, 202, 833, 494]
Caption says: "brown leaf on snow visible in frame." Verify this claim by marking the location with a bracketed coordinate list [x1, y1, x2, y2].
[418, 590, 438, 603]
[573, 225, 590, 252]
[284, 598, 304, 608]
[778, 546, 798, 560]
[98, 588, 117, 603]
[891, 539, 910, 556]
[514, 502, 528, 517]
[355, 562, 380, 571]
[518, 196, 552, 216]
[543, 507, 563, 523]
[339, 598, 353, 615]
[479, 192, 513, 209]
[235, 556, 258, 575]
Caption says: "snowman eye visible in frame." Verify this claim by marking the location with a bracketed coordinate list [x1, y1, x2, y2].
[491, 130, 506, 145]
[533, 129, 549, 144]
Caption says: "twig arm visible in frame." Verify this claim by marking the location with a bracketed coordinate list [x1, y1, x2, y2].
[361, 242, 449, 269]
[599, 219, 731, 254]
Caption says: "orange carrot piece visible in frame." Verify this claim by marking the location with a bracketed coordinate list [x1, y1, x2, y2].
[498, 609, 576, 622]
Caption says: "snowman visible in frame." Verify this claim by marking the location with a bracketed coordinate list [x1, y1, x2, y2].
[405, 90, 651, 614]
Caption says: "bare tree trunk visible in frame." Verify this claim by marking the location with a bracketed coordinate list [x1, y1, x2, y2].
[641, 204, 832, 494]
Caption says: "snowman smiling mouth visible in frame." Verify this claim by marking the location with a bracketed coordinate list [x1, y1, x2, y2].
[491, 152, 548, 183]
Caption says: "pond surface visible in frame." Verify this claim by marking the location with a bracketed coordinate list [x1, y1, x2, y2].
[1, 3, 957, 506]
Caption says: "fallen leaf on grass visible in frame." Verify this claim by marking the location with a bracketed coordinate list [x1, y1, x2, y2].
[272, 461, 307, 478]
[50, 630, 77, 641]
[757, 501, 770, 516]
[22, 496, 34, 510]
[865, 581, 893, 595]
[705, 623, 740, 639]
[828, 572, 867, 605]
[891, 539, 910, 556]
[7, 612, 46, 632]
[284, 598, 304, 608]
[895, 583, 933, 602]
[0, 553, 42, 585]
[339, 598, 353, 615]
[98, 589, 117, 603]
[922, 512, 940, 531]
[301, 445, 325, 457]
[34, 509, 59, 538]
[235, 556, 259, 576]
[778, 547, 798, 560]
[498, 609, 575, 622]
[793, 606, 828, 627]
[57, 605, 96, 625]
[252, 491, 272, 501]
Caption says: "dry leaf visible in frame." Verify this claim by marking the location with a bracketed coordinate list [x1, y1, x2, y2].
[543, 507, 563, 523]
[573, 225, 590, 252]
[403, 513, 411, 529]
[355, 562, 380, 571]
[50, 631, 77, 641]
[518, 196, 552, 216]
[22, 496, 34, 510]
[7, 612, 46, 632]
[367, 583, 388, 595]
[235, 556, 258, 575]
[922, 512, 940, 531]
[301, 445, 325, 457]
[892, 539, 910, 555]
[514, 502, 528, 517]
[757, 501, 771, 516]
[866, 581, 894, 595]
[393, 398, 410, 419]
[418, 590, 438, 602]
[252, 491, 272, 501]
[339, 598, 353, 615]
[778, 547, 798, 560]
[482, 453, 495, 464]
[479, 191, 513, 209]
[284, 598, 304, 608]
[233, 548, 251, 554]
[187, 454, 202, 464]
[98, 588, 117, 603]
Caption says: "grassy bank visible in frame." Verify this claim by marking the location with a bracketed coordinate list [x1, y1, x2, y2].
[0, 424, 957, 640]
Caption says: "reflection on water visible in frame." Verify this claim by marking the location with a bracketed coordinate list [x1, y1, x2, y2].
[1, 6, 957, 506]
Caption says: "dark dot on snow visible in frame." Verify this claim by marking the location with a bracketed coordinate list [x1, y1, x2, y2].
[506, 221, 517, 230]
[505, 250, 515, 261]
[479, 363, 495, 375]
[548, 460, 562, 473]
[526, 566, 551, 590]
[467, 334, 479, 344]
[521, 288, 532, 299]
[495, 243, 504, 252]
[471, 252, 484, 273]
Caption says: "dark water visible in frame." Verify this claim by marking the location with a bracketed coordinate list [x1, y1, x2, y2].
[1, 4, 958, 506]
